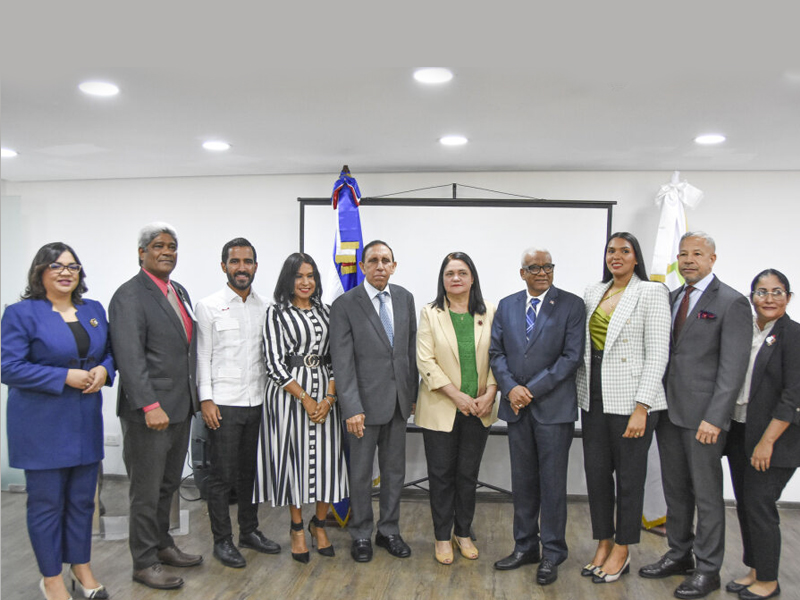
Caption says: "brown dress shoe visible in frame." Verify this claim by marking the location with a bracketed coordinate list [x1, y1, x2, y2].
[157, 545, 203, 567]
[133, 564, 184, 589]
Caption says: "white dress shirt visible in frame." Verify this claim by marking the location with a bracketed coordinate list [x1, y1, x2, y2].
[195, 285, 268, 407]
[364, 279, 394, 329]
[672, 272, 715, 323]
[526, 287, 550, 319]
[732, 318, 776, 423]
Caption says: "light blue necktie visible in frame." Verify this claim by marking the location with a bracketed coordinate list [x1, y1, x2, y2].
[526, 297, 540, 341]
[378, 291, 394, 346]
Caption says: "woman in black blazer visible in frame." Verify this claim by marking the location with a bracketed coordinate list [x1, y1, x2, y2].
[724, 269, 800, 600]
[1, 243, 114, 600]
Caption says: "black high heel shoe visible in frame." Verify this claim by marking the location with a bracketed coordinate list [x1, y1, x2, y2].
[309, 515, 335, 557]
[290, 520, 310, 563]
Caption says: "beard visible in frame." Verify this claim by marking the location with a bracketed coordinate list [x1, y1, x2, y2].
[227, 270, 253, 291]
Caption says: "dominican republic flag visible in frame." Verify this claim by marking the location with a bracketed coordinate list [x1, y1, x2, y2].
[323, 167, 365, 526]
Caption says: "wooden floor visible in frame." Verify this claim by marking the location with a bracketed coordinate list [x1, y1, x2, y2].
[2, 479, 799, 600]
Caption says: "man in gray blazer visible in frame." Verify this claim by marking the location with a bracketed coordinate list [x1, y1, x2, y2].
[639, 232, 752, 599]
[109, 223, 202, 590]
[330, 240, 418, 563]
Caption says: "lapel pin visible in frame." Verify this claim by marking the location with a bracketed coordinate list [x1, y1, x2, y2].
[89, 318, 99, 327]
[766, 335, 776, 346]
[549, 300, 555, 305]
[477, 320, 483, 326]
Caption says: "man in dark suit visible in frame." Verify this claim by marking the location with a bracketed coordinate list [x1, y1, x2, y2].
[639, 232, 752, 599]
[109, 223, 202, 590]
[330, 240, 418, 563]
[490, 247, 585, 585]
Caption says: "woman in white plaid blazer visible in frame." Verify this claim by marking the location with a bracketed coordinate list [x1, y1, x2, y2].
[575, 232, 671, 584]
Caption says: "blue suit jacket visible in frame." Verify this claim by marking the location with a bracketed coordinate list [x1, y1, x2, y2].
[490, 287, 585, 424]
[1, 298, 115, 469]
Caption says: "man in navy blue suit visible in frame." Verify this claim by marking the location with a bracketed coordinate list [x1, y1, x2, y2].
[490, 247, 585, 585]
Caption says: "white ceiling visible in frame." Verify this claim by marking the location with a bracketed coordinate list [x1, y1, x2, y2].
[2, 67, 799, 182]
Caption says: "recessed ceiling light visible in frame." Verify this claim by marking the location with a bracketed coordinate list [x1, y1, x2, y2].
[202, 140, 231, 151]
[1, 148, 18, 158]
[694, 133, 726, 145]
[78, 81, 120, 96]
[439, 135, 468, 146]
[414, 68, 454, 84]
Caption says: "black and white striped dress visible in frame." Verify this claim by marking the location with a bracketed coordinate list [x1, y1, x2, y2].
[254, 302, 348, 507]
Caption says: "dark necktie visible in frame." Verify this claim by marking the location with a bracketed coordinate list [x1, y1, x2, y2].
[526, 298, 540, 341]
[673, 285, 695, 341]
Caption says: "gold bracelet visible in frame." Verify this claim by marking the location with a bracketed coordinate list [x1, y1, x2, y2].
[299, 391, 307, 402]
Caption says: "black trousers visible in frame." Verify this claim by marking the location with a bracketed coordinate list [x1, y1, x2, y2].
[725, 421, 796, 581]
[581, 350, 657, 545]
[122, 415, 191, 570]
[422, 412, 490, 541]
[206, 404, 262, 544]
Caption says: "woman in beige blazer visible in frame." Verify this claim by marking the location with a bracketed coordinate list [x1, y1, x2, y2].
[416, 252, 498, 565]
[575, 232, 671, 584]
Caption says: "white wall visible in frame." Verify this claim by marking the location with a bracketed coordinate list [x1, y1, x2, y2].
[2, 170, 799, 501]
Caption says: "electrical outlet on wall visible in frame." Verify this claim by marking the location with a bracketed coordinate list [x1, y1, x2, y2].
[104, 434, 121, 446]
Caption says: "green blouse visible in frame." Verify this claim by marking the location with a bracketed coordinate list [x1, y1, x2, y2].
[589, 305, 612, 351]
[449, 311, 479, 398]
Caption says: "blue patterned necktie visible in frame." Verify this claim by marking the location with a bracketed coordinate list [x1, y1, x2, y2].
[378, 291, 394, 346]
[526, 297, 540, 341]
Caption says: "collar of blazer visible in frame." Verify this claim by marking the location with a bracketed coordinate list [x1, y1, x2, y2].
[137, 269, 190, 344]
[354, 283, 400, 351]
[588, 274, 644, 351]
[432, 303, 489, 365]
[671, 275, 720, 345]
[749, 314, 786, 398]
[516, 286, 560, 348]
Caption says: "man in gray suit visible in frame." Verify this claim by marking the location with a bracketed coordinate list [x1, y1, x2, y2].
[109, 223, 202, 590]
[330, 240, 418, 563]
[639, 232, 752, 599]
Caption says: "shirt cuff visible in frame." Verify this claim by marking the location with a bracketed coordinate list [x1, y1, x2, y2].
[142, 402, 161, 413]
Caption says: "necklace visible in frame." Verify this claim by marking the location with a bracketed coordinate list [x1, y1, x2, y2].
[600, 286, 626, 311]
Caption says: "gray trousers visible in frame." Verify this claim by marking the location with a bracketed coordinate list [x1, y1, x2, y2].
[657, 417, 727, 574]
[122, 416, 191, 570]
[347, 405, 407, 540]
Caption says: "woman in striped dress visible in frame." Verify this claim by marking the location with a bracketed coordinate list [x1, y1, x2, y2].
[255, 253, 348, 562]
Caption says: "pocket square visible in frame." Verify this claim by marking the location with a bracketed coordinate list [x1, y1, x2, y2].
[697, 311, 716, 320]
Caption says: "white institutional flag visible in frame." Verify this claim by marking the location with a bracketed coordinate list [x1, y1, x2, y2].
[649, 171, 704, 291]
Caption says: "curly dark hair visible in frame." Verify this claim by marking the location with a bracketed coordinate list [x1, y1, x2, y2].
[22, 242, 87, 304]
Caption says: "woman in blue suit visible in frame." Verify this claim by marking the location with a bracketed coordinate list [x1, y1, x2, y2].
[1, 243, 115, 600]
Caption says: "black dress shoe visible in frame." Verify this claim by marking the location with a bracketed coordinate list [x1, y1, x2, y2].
[239, 530, 281, 554]
[537, 558, 558, 585]
[739, 583, 781, 600]
[494, 550, 541, 571]
[157, 545, 203, 567]
[213, 538, 246, 568]
[726, 580, 748, 593]
[351, 538, 373, 562]
[132, 564, 184, 589]
[375, 532, 411, 558]
[674, 572, 721, 599]
[639, 554, 695, 579]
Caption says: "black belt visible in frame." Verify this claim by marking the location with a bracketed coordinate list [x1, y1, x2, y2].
[286, 354, 331, 368]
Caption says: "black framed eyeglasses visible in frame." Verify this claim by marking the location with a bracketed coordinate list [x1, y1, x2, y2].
[522, 263, 555, 275]
[47, 262, 82, 274]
